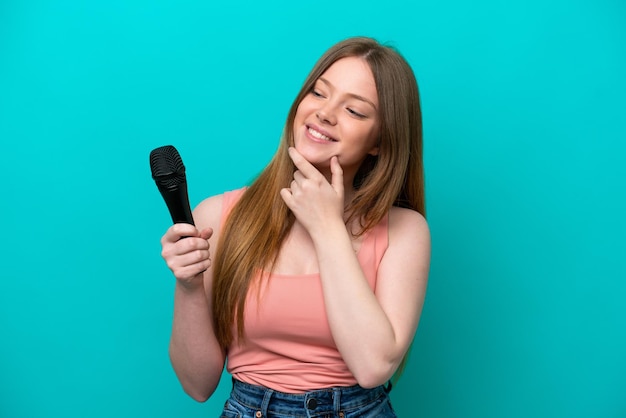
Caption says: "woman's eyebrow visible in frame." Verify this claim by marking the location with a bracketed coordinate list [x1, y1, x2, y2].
[318, 77, 377, 111]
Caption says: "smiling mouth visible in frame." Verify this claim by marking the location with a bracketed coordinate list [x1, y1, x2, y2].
[308, 126, 337, 142]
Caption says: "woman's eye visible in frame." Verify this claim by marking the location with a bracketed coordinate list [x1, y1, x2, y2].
[311, 89, 325, 98]
[348, 108, 366, 118]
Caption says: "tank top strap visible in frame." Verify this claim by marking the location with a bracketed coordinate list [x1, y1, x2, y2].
[371, 213, 389, 271]
[356, 213, 390, 288]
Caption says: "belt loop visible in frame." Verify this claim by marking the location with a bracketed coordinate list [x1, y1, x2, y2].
[332, 387, 341, 413]
[260, 387, 274, 416]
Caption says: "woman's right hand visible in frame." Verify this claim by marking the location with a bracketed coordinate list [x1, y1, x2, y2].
[160, 223, 214, 289]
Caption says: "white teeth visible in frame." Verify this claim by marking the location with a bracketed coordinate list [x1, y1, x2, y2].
[308, 127, 333, 141]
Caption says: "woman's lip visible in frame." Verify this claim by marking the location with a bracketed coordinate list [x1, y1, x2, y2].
[306, 124, 337, 142]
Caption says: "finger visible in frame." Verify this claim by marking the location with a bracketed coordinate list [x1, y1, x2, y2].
[177, 248, 211, 268]
[279, 187, 294, 209]
[172, 223, 199, 236]
[162, 223, 199, 244]
[293, 170, 306, 185]
[174, 256, 212, 280]
[290, 179, 299, 195]
[199, 227, 214, 240]
[179, 236, 210, 253]
[288, 147, 323, 179]
[163, 244, 210, 275]
[330, 156, 344, 194]
[162, 236, 207, 261]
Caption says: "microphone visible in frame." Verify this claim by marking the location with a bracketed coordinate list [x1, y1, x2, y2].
[149, 145, 195, 226]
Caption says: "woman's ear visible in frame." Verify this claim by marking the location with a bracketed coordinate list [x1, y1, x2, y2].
[368, 139, 381, 156]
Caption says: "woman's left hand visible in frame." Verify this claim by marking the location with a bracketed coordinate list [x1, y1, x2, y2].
[280, 147, 345, 236]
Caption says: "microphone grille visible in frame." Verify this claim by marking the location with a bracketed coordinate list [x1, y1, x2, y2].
[149, 145, 186, 188]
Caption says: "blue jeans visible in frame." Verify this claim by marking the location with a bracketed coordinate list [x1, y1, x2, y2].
[220, 379, 396, 418]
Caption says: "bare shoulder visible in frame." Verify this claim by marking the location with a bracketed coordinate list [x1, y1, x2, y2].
[382, 206, 431, 280]
[388, 206, 430, 246]
[192, 193, 225, 231]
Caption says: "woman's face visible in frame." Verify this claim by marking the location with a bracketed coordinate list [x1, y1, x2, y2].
[293, 56, 380, 177]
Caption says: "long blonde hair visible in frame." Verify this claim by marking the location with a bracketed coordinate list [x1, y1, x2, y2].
[212, 38, 424, 359]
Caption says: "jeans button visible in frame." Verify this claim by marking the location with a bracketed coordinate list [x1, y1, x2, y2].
[306, 398, 318, 409]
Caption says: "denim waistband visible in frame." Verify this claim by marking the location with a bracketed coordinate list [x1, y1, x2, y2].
[230, 378, 391, 417]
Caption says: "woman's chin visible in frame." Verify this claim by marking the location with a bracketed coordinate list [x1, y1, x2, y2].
[306, 156, 332, 170]
[294, 148, 332, 168]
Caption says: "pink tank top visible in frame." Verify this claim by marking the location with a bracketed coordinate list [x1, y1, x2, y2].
[221, 188, 389, 393]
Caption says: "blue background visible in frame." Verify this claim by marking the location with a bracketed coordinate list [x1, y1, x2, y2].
[1, 1, 625, 417]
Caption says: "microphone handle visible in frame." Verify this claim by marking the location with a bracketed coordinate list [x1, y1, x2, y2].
[157, 183, 195, 226]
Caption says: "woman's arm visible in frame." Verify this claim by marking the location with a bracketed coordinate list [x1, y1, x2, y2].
[313, 206, 430, 387]
[281, 149, 430, 387]
[161, 195, 226, 401]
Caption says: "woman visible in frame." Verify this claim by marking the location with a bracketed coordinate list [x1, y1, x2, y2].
[160, 36, 430, 417]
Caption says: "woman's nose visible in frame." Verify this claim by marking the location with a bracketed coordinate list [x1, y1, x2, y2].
[316, 107, 337, 125]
